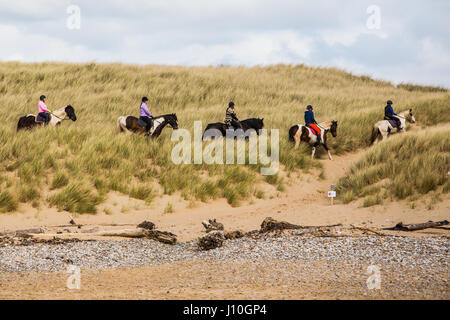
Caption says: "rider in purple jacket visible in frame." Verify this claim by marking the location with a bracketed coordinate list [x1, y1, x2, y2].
[139, 97, 153, 135]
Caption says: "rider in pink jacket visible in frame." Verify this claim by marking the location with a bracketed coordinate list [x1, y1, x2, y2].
[38, 95, 51, 124]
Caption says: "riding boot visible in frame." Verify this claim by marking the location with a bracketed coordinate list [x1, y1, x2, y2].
[315, 134, 321, 146]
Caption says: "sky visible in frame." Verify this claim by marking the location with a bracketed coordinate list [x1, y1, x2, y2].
[1, 0, 449, 87]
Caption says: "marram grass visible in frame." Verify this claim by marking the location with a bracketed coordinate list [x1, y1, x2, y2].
[338, 128, 450, 206]
[0, 62, 448, 213]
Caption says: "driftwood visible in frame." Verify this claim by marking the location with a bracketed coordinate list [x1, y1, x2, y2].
[385, 220, 449, 231]
[96, 228, 148, 238]
[202, 219, 224, 233]
[260, 217, 303, 232]
[224, 230, 245, 240]
[145, 230, 177, 245]
[96, 228, 177, 244]
[350, 225, 384, 236]
[198, 231, 225, 251]
[0, 227, 46, 236]
[0, 235, 82, 247]
[259, 217, 341, 233]
[137, 221, 156, 230]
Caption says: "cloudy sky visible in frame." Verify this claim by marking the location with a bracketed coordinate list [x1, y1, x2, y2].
[1, 0, 449, 87]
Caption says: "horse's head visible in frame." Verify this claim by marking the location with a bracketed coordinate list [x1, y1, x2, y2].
[65, 105, 77, 121]
[259, 118, 264, 129]
[167, 113, 178, 129]
[408, 109, 416, 123]
[330, 120, 338, 137]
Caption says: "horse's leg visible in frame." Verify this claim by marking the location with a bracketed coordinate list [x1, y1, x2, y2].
[311, 147, 316, 159]
[323, 143, 333, 160]
[294, 133, 300, 148]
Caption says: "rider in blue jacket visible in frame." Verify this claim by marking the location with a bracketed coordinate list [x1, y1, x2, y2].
[304, 105, 321, 144]
[384, 100, 401, 129]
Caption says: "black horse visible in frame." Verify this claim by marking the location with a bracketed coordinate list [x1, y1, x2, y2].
[202, 118, 264, 140]
[17, 105, 77, 131]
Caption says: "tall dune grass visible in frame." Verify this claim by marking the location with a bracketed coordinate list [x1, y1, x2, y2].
[0, 62, 448, 213]
[337, 127, 450, 206]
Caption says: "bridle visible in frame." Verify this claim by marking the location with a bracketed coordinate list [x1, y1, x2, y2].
[51, 112, 69, 121]
[51, 107, 72, 121]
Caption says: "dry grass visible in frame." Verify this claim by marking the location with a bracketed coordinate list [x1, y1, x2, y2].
[338, 127, 450, 206]
[0, 62, 448, 213]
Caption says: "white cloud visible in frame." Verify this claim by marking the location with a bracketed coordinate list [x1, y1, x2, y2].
[419, 37, 450, 69]
[0, 0, 448, 87]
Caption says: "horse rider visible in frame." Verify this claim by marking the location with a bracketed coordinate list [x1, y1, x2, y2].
[38, 95, 52, 124]
[140, 96, 153, 135]
[225, 101, 243, 130]
[304, 105, 321, 144]
[384, 100, 402, 130]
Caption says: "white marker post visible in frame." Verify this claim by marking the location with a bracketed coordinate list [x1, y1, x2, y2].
[328, 184, 336, 206]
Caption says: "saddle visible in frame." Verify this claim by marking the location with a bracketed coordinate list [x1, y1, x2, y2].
[35, 114, 50, 123]
[137, 118, 147, 127]
[306, 124, 320, 135]
[387, 120, 399, 128]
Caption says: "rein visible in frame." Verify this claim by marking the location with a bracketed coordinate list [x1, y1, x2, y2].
[317, 123, 330, 131]
[51, 113, 69, 121]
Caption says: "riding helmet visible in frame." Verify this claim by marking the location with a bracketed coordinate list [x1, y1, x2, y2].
[228, 101, 235, 107]
[387, 100, 393, 105]
[40, 95, 46, 101]
[306, 105, 313, 110]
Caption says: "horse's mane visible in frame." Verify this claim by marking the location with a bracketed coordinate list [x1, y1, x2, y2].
[318, 121, 332, 129]
[53, 105, 70, 115]
[397, 110, 411, 116]
[152, 113, 176, 120]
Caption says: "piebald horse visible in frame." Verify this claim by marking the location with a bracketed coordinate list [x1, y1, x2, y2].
[17, 105, 77, 131]
[371, 109, 416, 145]
[117, 114, 178, 138]
[289, 120, 338, 160]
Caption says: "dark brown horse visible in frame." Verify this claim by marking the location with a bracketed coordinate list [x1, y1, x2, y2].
[289, 120, 338, 160]
[117, 113, 178, 138]
[17, 105, 77, 131]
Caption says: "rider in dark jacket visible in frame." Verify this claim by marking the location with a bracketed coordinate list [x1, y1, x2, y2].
[304, 105, 321, 144]
[384, 100, 402, 130]
[225, 101, 243, 130]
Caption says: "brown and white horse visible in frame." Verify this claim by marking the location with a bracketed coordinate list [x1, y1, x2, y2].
[117, 113, 178, 138]
[289, 120, 338, 160]
[371, 109, 416, 145]
[17, 105, 77, 131]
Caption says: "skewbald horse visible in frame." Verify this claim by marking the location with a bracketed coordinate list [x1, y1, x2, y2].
[17, 105, 77, 131]
[371, 109, 415, 144]
[117, 113, 178, 138]
[289, 120, 338, 160]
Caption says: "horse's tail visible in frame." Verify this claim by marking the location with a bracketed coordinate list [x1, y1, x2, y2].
[17, 116, 26, 131]
[117, 116, 125, 132]
[371, 124, 379, 145]
[202, 124, 212, 140]
[288, 125, 298, 143]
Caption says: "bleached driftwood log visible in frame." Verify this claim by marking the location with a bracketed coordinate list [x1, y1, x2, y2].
[387, 220, 449, 231]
